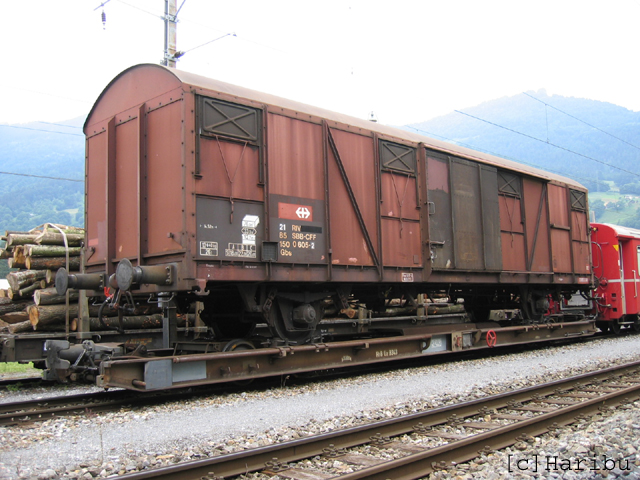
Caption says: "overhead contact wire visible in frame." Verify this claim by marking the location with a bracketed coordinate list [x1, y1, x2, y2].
[454, 110, 640, 178]
[523, 92, 640, 151]
[405, 125, 610, 188]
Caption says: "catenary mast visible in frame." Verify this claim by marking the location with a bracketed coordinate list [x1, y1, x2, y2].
[162, 0, 178, 67]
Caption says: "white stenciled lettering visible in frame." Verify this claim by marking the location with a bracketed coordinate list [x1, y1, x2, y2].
[225, 243, 256, 258]
[199, 241, 218, 256]
[375, 349, 399, 358]
[292, 232, 317, 241]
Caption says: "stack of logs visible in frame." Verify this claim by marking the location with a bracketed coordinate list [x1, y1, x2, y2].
[0, 224, 188, 335]
[0, 224, 85, 334]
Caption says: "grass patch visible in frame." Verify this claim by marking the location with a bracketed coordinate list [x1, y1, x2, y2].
[0, 362, 39, 376]
[589, 192, 640, 226]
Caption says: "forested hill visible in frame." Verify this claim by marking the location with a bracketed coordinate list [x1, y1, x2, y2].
[0, 117, 85, 232]
[406, 90, 640, 195]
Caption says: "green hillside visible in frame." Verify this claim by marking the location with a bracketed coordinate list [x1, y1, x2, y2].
[408, 90, 640, 202]
[0, 118, 85, 233]
[590, 191, 640, 228]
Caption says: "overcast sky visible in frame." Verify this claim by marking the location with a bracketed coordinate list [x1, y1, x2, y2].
[2, 0, 639, 126]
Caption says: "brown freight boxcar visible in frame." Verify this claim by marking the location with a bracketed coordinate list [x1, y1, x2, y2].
[59, 63, 592, 344]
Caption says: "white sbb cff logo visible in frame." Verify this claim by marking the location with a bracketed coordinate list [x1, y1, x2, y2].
[296, 207, 311, 219]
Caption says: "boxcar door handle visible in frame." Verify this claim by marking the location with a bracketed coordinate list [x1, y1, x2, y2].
[635, 270, 638, 298]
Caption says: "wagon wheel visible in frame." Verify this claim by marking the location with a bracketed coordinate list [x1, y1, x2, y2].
[633, 317, 640, 333]
[223, 339, 256, 386]
[610, 319, 622, 335]
[267, 298, 321, 345]
[520, 288, 547, 323]
[223, 339, 256, 352]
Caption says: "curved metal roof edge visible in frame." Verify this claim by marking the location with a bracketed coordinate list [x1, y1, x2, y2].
[89, 64, 585, 189]
[594, 223, 640, 238]
[83, 63, 182, 131]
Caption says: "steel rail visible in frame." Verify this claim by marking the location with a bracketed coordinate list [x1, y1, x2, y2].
[337, 381, 640, 479]
[0, 374, 294, 426]
[0, 386, 239, 426]
[0, 376, 44, 390]
[0, 390, 141, 426]
[117, 359, 640, 480]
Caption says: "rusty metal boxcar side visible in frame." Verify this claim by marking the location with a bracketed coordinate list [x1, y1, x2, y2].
[81, 64, 592, 342]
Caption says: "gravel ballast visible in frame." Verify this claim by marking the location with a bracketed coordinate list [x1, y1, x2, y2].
[1, 334, 640, 479]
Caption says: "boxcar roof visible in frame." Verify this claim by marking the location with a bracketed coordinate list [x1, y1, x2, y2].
[594, 223, 640, 239]
[87, 64, 585, 189]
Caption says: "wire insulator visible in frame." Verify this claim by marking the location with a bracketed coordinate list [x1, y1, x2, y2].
[101, 10, 106, 29]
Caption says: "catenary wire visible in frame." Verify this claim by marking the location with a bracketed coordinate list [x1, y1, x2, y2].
[0, 125, 83, 137]
[0, 171, 82, 183]
[454, 110, 640, 178]
[406, 126, 610, 189]
[35, 121, 81, 130]
[180, 33, 236, 55]
[113, 0, 160, 19]
[523, 92, 640, 151]
[0, 84, 92, 106]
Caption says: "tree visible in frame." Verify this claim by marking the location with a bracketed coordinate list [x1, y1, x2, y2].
[624, 209, 640, 229]
[620, 183, 640, 195]
[590, 199, 606, 222]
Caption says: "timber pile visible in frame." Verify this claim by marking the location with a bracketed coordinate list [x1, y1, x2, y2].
[0, 224, 170, 335]
[0, 224, 85, 334]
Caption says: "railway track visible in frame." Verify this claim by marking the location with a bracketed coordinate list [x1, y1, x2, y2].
[0, 356, 498, 427]
[108, 359, 640, 480]
[0, 375, 44, 390]
[0, 329, 627, 428]
[0, 389, 146, 426]
[0, 386, 248, 427]
[0, 330, 610, 427]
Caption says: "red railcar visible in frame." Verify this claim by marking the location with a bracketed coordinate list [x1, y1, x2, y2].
[591, 223, 640, 333]
[59, 64, 593, 345]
